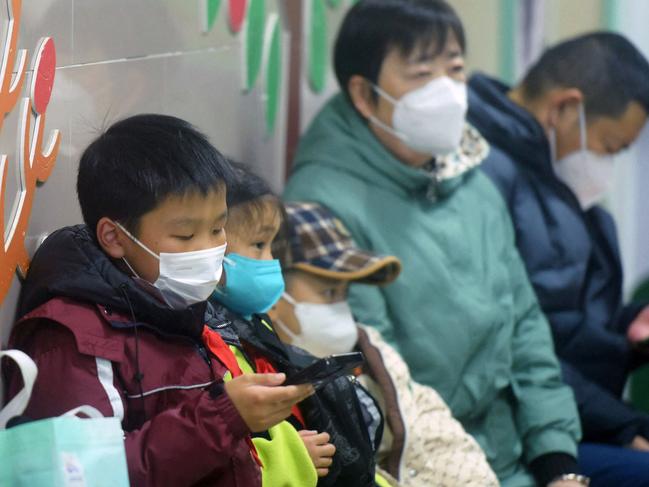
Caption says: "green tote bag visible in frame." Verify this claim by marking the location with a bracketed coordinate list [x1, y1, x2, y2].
[0, 350, 130, 486]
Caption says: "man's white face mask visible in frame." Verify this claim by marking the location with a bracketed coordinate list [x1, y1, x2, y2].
[549, 103, 616, 210]
[370, 76, 468, 156]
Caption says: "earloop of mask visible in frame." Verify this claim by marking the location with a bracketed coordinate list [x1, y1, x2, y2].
[121, 257, 141, 279]
[578, 102, 588, 151]
[367, 84, 406, 138]
[548, 127, 557, 163]
[371, 84, 399, 105]
[114, 221, 160, 261]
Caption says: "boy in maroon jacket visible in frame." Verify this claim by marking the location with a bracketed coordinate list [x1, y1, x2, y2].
[4, 114, 313, 486]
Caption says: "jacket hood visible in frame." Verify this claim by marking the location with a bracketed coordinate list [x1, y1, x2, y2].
[468, 73, 554, 177]
[18, 224, 206, 339]
[292, 93, 485, 199]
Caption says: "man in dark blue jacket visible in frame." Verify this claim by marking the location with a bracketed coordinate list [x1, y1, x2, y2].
[468, 32, 649, 485]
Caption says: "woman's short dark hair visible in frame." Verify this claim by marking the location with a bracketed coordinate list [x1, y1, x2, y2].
[334, 0, 465, 96]
[77, 113, 234, 235]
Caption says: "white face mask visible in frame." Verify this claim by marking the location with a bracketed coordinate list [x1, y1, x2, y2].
[550, 103, 616, 210]
[116, 222, 226, 309]
[370, 76, 468, 156]
[276, 292, 358, 358]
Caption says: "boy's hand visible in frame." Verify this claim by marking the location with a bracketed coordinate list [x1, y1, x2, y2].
[299, 430, 336, 477]
[224, 373, 314, 432]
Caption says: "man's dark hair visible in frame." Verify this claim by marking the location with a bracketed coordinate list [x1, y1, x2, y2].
[521, 32, 649, 118]
[77, 114, 234, 235]
[334, 0, 465, 97]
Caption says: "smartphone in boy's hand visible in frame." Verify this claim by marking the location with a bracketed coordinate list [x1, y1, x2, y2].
[284, 352, 364, 389]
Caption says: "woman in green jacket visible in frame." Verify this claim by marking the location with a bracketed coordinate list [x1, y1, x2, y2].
[285, 1, 583, 486]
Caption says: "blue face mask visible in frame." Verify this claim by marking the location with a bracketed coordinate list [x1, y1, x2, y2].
[213, 253, 285, 319]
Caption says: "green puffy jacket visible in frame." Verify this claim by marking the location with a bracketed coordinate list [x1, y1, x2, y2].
[284, 93, 581, 486]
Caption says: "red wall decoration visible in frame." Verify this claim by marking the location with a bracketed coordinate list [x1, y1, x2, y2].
[229, 0, 247, 33]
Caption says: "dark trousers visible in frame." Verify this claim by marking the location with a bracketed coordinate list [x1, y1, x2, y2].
[579, 443, 649, 487]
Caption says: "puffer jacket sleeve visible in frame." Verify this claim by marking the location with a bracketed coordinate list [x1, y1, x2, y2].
[506, 245, 582, 464]
[6, 320, 256, 487]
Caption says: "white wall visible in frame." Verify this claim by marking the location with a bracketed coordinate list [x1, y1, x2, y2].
[0, 0, 291, 346]
[608, 0, 649, 296]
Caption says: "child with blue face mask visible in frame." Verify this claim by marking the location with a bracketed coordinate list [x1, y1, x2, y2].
[210, 162, 383, 485]
[212, 164, 286, 319]
[208, 162, 332, 482]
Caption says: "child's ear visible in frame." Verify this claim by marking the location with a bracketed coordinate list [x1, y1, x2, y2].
[96, 217, 127, 259]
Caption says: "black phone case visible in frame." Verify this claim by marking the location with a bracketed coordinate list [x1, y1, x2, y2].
[284, 352, 364, 387]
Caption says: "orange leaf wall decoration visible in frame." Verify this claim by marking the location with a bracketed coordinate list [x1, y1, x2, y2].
[0, 0, 61, 304]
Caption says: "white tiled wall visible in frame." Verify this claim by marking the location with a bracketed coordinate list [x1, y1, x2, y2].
[0, 0, 292, 346]
[609, 0, 649, 297]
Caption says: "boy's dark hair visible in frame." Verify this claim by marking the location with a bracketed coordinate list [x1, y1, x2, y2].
[226, 161, 276, 210]
[334, 0, 465, 97]
[77, 114, 234, 235]
[521, 32, 649, 119]
[226, 162, 288, 250]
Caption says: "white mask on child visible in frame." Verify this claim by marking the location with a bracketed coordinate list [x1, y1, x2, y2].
[275, 292, 358, 357]
[115, 222, 226, 309]
[550, 103, 616, 210]
[370, 76, 468, 156]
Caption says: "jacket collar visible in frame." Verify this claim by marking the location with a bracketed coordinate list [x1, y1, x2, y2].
[206, 302, 307, 371]
[423, 124, 489, 201]
[468, 72, 555, 177]
[19, 224, 206, 340]
[293, 93, 486, 200]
